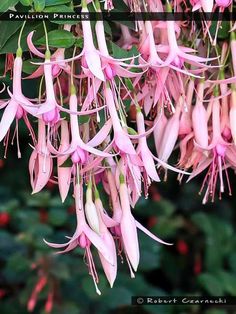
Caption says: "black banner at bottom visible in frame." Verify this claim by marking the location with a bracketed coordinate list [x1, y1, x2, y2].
[132, 296, 236, 306]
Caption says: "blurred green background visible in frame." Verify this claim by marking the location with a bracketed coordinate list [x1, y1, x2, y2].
[1, 121, 236, 314]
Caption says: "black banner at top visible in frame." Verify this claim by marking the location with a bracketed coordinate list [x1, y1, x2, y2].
[0, 11, 235, 21]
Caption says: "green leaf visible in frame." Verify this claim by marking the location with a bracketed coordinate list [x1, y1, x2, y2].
[44, 3, 72, 11]
[23, 58, 41, 74]
[45, 0, 70, 5]
[124, 78, 134, 91]
[33, 0, 45, 11]
[101, 287, 133, 308]
[198, 273, 224, 296]
[127, 126, 137, 135]
[37, 30, 75, 48]
[7, 253, 30, 272]
[50, 262, 70, 279]
[78, 115, 90, 125]
[191, 212, 213, 235]
[0, 0, 19, 12]
[216, 271, 236, 295]
[20, 0, 32, 5]
[75, 37, 84, 48]
[205, 239, 223, 272]
[111, 42, 139, 60]
[25, 191, 51, 207]
[53, 303, 80, 314]
[228, 253, 236, 274]
[205, 310, 227, 314]
[210, 21, 230, 40]
[0, 21, 23, 51]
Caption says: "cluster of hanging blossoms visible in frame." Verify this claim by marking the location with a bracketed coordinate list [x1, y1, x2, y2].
[0, 0, 235, 294]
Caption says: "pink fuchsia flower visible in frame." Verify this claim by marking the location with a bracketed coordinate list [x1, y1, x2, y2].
[48, 86, 111, 178]
[119, 173, 140, 272]
[118, 173, 173, 273]
[187, 86, 233, 203]
[157, 3, 216, 72]
[44, 2, 105, 82]
[0, 49, 38, 144]
[95, 11, 143, 80]
[104, 84, 137, 156]
[44, 183, 115, 295]
[36, 51, 61, 125]
[26, 27, 71, 80]
[94, 187, 117, 288]
[29, 119, 53, 194]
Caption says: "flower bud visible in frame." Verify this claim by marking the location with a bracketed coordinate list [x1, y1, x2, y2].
[216, 144, 226, 157]
[52, 64, 61, 77]
[71, 147, 87, 164]
[42, 108, 59, 124]
[104, 64, 116, 80]
[78, 233, 88, 248]
[16, 106, 24, 120]
[85, 183, 100, 234]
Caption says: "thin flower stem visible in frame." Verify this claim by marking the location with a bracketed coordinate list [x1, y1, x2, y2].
[17, 21, 27, 54]
[42, 21, 50, 53]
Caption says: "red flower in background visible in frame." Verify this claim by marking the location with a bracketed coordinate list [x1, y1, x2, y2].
[0, 212, 10, 227]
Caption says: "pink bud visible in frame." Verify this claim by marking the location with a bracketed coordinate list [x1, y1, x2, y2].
[104, 64, 116, 80]
[52, 64, 61, 77]
[190, 0, 199, 4]
[78, 233, 87, 248]
[71, 147, 87, 164]
[42, 108, 59, 124]
[114, 225, 121, 237]
[16, 106, 24, 119]
[172, 56, 184, 68]
[222, 126, 231, 141]
[71, 150, 80, 164]
[81, 56, 88, 69]
[216, 144, 226, 157]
